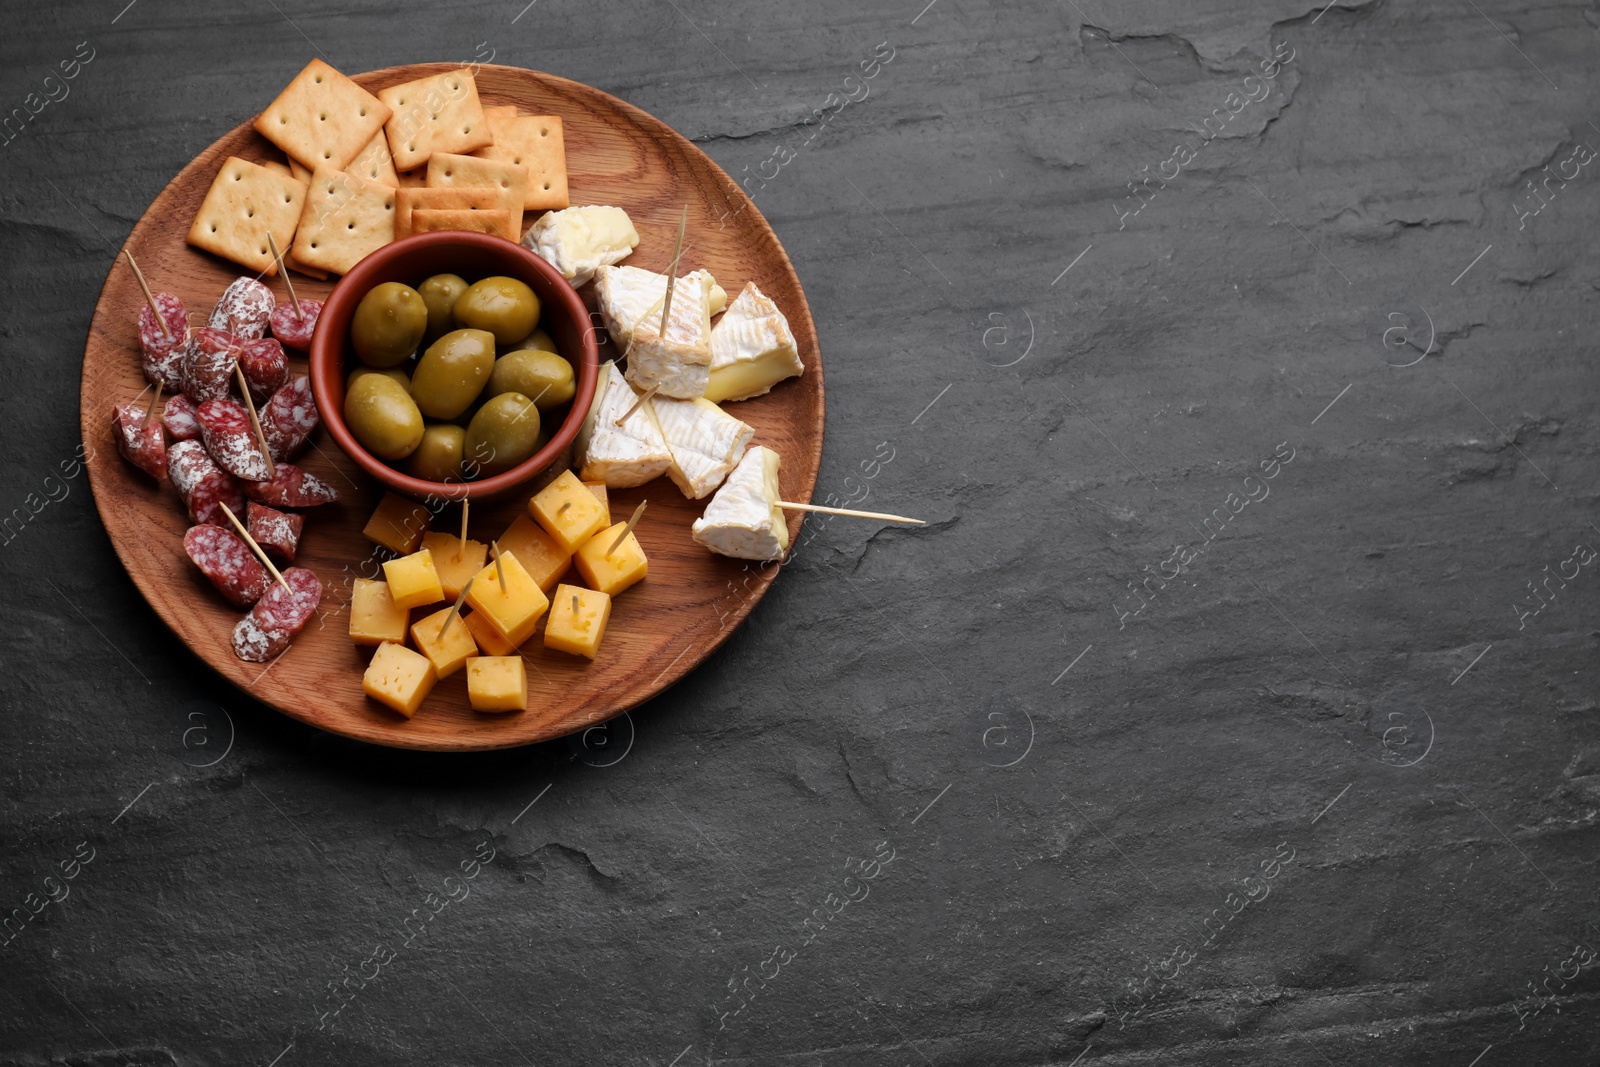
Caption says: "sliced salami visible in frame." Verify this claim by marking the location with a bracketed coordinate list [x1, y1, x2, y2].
[268, 299, 322, 351]
[260, 376, 319, 461]
[167, 440, 246, 526]
[208, 277, 276, 339]
[138, 292, 189, 392]
[245, 463, 338, 507]
[162, 394, 202, 441]
[184, 327, 241, 403]
[112, 401, 166, 480]
[232, 567, 322, 662]
[183, 524, 268, 608]
[197, 398, 272, 481]
[239, 337, 289, 403]
[247, 501, 305, 562]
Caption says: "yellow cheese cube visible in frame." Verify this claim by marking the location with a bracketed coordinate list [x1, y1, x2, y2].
[466, 656, 527, 712]
[530, 470, 609, 553]
[420, 532, 487, 599]
[465, 551, 550, 645]
[382, 548, 445, 610]
[349, 578, 408, 646]
[497, 514, 571, 592]
[574, 522, 648, 596]
[362, 641, 437, 718]
[409, 606, 480, 679]
[583, 481, 610, 525]
[463, 610, 518, 655]
[363, 492, 431, 555]
[544, 584, 611, 659]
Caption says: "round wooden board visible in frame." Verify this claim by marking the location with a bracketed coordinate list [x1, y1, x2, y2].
[80, 63, 823, 751]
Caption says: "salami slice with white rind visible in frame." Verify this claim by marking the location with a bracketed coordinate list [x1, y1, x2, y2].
[269, 299, 322, 351]
[138, 292, 189, 392]
[208, 277, 276, 339]
[260, 376, 319, 461]
[232, 567, 322, 662]
[183, 524, 268, 608]
[244, 463, 338, 507]
[167, 440, 246, 526]
[197, 398, 272, 481]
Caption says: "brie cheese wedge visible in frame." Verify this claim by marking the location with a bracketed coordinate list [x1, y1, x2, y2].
[705, 282, 804, 403]
[573, 361, 672, 487]
[594, 265, 726, 349]
[692, 445, 788, 561]
[647, 395, 753, 499]
[624, 270, 713, 399]
[523, 206, 640, 287]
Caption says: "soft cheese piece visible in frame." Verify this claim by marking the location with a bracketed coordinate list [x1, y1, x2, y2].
[594, 265, 726, 349]
[624, 270, 714, 399]
[648, 395, 754, 499]
[523, 205, 639, 287]
[573, 362, 673, 487]
[692, 445, 789, 561]
[705, 282, 804, 403]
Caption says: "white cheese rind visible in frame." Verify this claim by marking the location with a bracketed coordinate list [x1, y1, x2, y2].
[524, 206, 640, 288]
[692, 445, 788, 560]
[573, 362, 672, 487]
[594, 266, 725, 349]
[624, 271, 713, 399]
[648, 395, 754, 499]
[705, 282, 804, 403]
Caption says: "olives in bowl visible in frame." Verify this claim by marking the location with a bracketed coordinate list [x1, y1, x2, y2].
[309, 232, 599, 501]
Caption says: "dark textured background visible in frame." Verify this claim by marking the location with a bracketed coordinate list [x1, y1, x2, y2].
[3, 0, 1600, 1063]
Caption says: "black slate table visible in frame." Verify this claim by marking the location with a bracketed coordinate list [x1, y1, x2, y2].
[3, 1, 1599, 1064]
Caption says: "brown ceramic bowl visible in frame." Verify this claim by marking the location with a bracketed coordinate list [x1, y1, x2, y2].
[308, 231, 598, 502]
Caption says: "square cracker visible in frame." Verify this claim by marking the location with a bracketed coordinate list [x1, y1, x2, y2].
[396, 168, 427, 188]
[426, 152, 526, 235]
[254, 59, 391, 172]
[186, 156, 307, 275]
[475, 112, 568, 211]
[260, 158, 293, 177]
[348, 129, 400, 188]
[411, 209, 517, 239]
[292, 166, 396, 275]
[395, 186, 503, 239]
[378, 71, 492, 172]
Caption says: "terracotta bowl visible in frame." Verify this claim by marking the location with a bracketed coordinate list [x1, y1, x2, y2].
[308, 231, 598, 502]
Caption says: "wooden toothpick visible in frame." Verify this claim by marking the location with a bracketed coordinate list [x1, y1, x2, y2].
[265, 232, 304, 321]
[657, 205, 688, 335]
[141, 382, 163, 430]
[490, 540, 508, 594]
[607, 499, 648, 555]
[614, 383, 658, 427]
[457, 498, 469, 561]
[442, 577, 474, 637]
[219, 502, 291, 593]
[571, 593, 579, 614]
[234, 364, 277, 479]
[777, 501, 926, 525]
[123, 250, 171, 339]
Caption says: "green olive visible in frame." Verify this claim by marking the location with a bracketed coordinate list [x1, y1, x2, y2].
[453, 276, 539, 344]
[346, 366, 410, 392]
[487, 349, 575, 410]
[351, 282, 428, 367]
[344, 372, 425, 460]
[410, 328, 496, 420]
[502, 327, 559, 355]
[405, 424, 467, 482]
[464, 392, 541, 476]
[417, 273, 469, 340]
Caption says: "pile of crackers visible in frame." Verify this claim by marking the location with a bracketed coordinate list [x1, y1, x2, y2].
[186, 59, 569, 279]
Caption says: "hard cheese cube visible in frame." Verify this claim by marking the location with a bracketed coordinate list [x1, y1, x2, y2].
[544, 584, 611, 659]
[465, 551, 550, 646]
[421, 532, 487, 599]
[497, 514, 571, 592]
[531, 470, 609, 553]
[574, 522, 648, 597]
[364, 492, 431, 554]
[362, 641, 437, 718]
[349, 578, 408, 646]
[583, 481, 610, 525]
[383, 548, 445, 610]
[409, 606, 479, 678]
[466, 656, 526, 712]
[464, 610, 517, 655]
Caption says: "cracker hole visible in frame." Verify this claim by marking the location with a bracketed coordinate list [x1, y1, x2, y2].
[543, 182, 551, 190]
[233, 174, 242, 182]
[319, 113, 327, 121]
[279, 116, 288, 125]
[311, 242, 318, 248]
[210, 225, 217, 232]
[314, 74, 323, 83]
[347, 223, 354, 230]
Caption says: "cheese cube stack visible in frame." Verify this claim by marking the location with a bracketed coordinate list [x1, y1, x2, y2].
[544, 583, 611, 659]
[421, 532, 487, 599]
[383, 548, 446, 610]
[705, 282, 804, 403]
[409, 606, 479, 678]
[531, 470, 609, 553]
[692, 445, 789, 561]
[574, 521, 648, 596]
[465, 551, 550, 645]
[364, 492, 431, 554]
[467, 656, 526, 713]
[522, 205, 639, 287]
[594, 265, 726, 349]
[363, 642, 437, 718]
[648, 395, 753, 499]
[624, 268, 714, 399]
[497, 514, 572, 592]
[349, 578, 408, 646]
[574, 362, 672, 487]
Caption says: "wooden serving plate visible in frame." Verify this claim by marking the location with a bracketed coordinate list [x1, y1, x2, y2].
[80, 63, 823, 751]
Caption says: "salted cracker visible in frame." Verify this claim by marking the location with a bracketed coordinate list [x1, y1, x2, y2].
[426, 152, 526, 236]
[291, 165, 396, 275]
[476, 111, 568, 211]
[254, 59, 391, 172]
[186, 156, 307, 275]
[410, 208, 517, 240]
[378, 71, 492, 172]
[348, 129, 400, 188]
[395, 186, 503, 239]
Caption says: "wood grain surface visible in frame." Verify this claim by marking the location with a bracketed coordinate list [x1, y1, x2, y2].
[78, 63, 823, 751]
